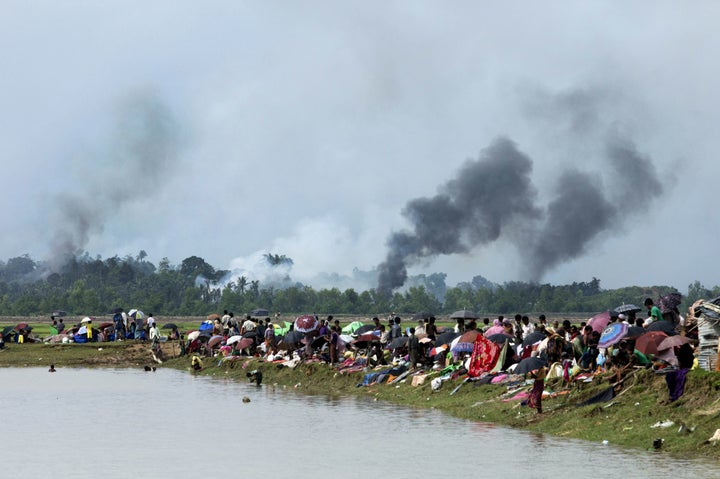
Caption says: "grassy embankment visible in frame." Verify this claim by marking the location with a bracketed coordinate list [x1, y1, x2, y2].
[161, 354, 720, 459]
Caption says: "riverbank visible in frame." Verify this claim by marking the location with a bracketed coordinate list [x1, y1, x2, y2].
[2, 341, 719, 459]
[162, 354, 720, 459]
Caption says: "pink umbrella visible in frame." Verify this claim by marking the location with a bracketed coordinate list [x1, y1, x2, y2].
[588, 311, 612, 333]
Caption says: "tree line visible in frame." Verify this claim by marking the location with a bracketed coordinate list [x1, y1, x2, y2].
[0, 253, 712, 318]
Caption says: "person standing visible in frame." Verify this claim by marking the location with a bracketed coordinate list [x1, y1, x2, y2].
[135, 314, 144, 341]
[149, 322, 162, 362]
[643, 298, 663, 326]
[57, 317, 65, 334]
[408, 327, 420, 368]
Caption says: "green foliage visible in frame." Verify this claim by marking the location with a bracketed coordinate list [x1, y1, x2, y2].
[0, 253, 707, 317]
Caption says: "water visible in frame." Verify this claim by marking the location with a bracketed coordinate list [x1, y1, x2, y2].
[1, 368, 718, 479]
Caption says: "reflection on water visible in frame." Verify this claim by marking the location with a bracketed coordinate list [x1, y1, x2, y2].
[0, 368, 718, 479]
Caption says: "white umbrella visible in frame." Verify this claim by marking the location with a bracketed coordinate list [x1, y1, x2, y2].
[81, 317, 93, 323]
[339, 334, 355, 344]
[77, 325, 88, 334]
[227, 335, 243, 345]
[187, 331, 200, 341]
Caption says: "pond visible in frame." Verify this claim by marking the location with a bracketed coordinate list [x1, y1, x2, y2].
[1, 368, 718, 478]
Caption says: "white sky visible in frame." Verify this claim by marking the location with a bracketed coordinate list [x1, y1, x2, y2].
[1, 1, 718, 292]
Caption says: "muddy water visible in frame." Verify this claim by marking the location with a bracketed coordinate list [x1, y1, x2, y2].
[1, 368, 717, 479]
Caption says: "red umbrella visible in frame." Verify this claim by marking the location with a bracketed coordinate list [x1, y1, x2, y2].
[635, 331, 668, 356]
[15, 323, 30, 331]
[587, 311, 611, 333]
[98, 322, 113, 329]
[294, 315, 319, 333]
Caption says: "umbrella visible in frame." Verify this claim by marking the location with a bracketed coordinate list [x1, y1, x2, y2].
[207, 335, 224, 349]
[522, 331, 546, 348]
[2, 326, 14, 336]
[451, 330, 481, 354]
[658, 335, 692, 351]
[587, 311, 612, 333]
[435, 331, 460, 346]
[242, 330, 258, 339]
[227, 335, 243, 345]
[294, 315, 319, 333]
[111, 307, 124, 314]
[487, 333, 511, 345]
[128, 309, 144, 319]
[513, 357, 548, 375]
[77, 325, 88, 335]
[354, 324, 376, 335]
[162, 323, 178, 330]
[281, 330, 305, 344]
[352, 333, 380, 348]
[647, 321, 677, 336]
[450, 310, 479, 320]
[187, 331, 200, 341]
[626, 326, 646, 339]
[599, 323, 629, 349]
[235, 338, 254, 350]
[614, 303, 642, 314]
[387, 336, 409, 350]
[80, 317, 93, 324]
[207, 313, 221, 320]
[310, 336, 328, 348]
[15, 322, 30, 331]
[635, 331, 669, 356]
[658, 293, 682, 314]
[97, 322, 113, 330]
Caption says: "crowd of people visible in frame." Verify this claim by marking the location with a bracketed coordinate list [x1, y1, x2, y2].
[192, 297, 695, 414]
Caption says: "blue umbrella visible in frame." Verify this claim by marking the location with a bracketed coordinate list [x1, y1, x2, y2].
[599, 323, 628, 349]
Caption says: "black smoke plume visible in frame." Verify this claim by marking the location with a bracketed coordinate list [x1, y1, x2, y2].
[377, 133, 665, 292]
[377, 138, 541, 293]
[49, 89, 182, 267]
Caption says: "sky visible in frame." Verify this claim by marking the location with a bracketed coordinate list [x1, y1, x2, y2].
[1, 1, 719, 293]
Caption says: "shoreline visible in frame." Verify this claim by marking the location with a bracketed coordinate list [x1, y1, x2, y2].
[2, 341, 717, 459]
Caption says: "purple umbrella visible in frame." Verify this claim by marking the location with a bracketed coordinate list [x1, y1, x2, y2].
[599, 323, 628, 349]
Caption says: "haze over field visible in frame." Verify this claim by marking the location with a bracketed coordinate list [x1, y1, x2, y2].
[1, 2, 718, 292]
